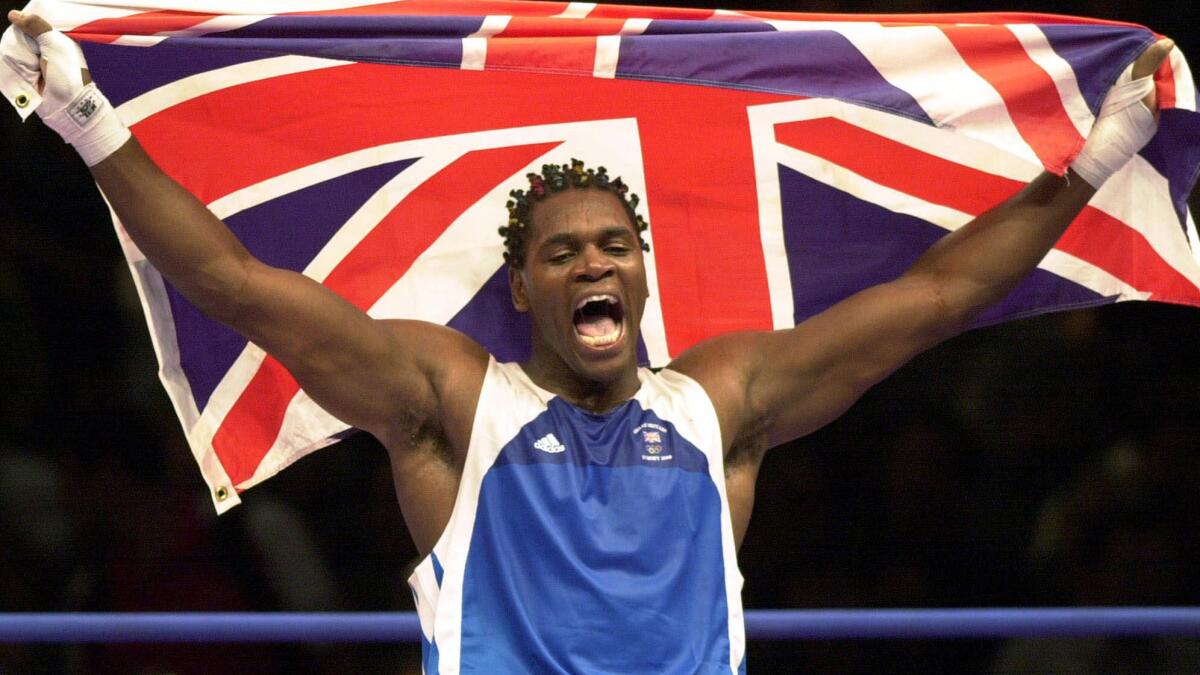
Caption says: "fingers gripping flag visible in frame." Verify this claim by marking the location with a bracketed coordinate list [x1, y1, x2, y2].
[4, 0, 1198, 512]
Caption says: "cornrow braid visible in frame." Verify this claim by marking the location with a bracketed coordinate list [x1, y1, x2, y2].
[499, 158, 650, 267]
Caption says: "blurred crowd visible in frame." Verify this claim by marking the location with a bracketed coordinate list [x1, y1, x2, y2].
[2, 0, 1198, 672]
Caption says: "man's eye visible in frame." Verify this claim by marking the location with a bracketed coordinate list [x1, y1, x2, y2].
[605, 245, 630, 255]
[549, 252, 574, 264]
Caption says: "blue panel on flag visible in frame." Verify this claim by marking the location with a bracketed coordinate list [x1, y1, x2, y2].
[167, 157, 418, 411]
[1039, 25, 1152, 115]
[447, 265, 532, 364]
[216, 15, 486, 39]
[81, 41, 279, 108]
[174, 34, 464, 70]
[1139, 109, 1200, 228]
[616, 31, 932, 124]
[777, 165, 1107, 326]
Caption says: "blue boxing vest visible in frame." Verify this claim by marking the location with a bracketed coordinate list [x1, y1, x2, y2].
[408, 357, 746, 674]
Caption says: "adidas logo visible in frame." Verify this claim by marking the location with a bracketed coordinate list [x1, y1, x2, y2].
[533, 433, 566, 454]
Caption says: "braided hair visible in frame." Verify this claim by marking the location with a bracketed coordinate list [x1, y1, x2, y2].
[500, 159, 650, 267]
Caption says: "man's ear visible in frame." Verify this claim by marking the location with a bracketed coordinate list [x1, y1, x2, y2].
[509, 265, 529, 312]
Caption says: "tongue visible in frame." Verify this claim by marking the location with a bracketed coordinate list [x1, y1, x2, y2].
[576, 315, 617, 337]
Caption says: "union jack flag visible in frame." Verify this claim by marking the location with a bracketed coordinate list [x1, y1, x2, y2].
[6, 0, 1198, 512]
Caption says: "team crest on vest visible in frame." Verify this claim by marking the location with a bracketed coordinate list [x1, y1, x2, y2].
[633, 423, 672, 463]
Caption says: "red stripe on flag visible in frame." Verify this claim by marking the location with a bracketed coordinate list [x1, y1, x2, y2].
[587, 5, 716, 20]
[638, 101, 776, 353]
[67, 10, 216, 43]
[775, 117, 1200, 304]
[288, 1, 567, 17]
[776, 118, 1015, 215]
[1155, 55, 1177, 110]
[486, 37, 598, 73]
[939, 25, 1086, 174]
[1055, 210, 1200, 303]
[496, 17, 627, 37]
[211, 142, 560, 486]
[324, 141, 557, 299]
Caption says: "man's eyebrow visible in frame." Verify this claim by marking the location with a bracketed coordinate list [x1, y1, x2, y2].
[538, 232, 579, 250]
[538, 226, 635, 251]
[600, 226, 637, 240]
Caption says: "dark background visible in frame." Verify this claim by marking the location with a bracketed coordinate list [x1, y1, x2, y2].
[2, 0, 1198, 673]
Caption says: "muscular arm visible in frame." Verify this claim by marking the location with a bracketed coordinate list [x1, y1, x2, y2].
[92, 141, 485, 443]
[676, 39, 1172, 456]
[678, 170, 1092, 449]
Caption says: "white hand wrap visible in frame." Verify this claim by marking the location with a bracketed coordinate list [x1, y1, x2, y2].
[34, 29, 130, 166]
[1071, 64, 1158, 188]
[1, 24, 44, 118]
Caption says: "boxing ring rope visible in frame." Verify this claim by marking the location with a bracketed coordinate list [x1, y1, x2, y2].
[3, 609, 1200, 643]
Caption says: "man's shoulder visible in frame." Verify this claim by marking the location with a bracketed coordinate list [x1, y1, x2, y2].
[374, 319, 489, 453]
[661, 331, 783, 456]
[664, 331, 765, 394]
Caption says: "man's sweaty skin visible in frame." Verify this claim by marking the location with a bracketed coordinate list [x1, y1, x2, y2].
[7, 10, 1173, 554]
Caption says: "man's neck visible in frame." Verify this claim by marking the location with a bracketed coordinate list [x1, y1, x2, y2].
[521, 353, 642, 414]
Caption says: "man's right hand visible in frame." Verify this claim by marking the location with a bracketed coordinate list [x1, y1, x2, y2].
[7, 9, 126, 165]
[8, 10, 62, 94]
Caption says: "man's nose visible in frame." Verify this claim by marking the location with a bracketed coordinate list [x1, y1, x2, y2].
[574, 245, 614, 281]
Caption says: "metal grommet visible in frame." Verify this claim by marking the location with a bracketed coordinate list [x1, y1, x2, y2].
[215, 486, 229, 502]
[14, 93, 30, 109]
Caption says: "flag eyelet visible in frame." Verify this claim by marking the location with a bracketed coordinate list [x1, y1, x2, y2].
[215, 486, 229, 501]
[14, 93, 30, 108]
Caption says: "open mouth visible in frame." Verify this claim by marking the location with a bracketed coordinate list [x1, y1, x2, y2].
[573, 294, 625, 349]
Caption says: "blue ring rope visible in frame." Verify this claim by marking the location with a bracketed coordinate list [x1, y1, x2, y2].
[2, 609, 1199, 643]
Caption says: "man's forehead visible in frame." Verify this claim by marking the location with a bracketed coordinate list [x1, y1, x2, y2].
[528, 189, 637, 238]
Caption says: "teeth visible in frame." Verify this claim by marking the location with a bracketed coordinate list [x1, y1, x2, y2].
[575, 294, 618, 310]
[578, 323, 623, 347]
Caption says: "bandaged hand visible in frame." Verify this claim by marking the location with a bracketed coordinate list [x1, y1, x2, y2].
[1072, 39, 1173, 188]
[8, 10, 129, 166]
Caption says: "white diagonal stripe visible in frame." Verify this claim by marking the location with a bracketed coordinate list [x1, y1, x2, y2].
[1169, 46, 1196, 112]
[157, 14, 268, 37]
[1187, 210, 1200, 265]
[112, 34, 166, 47]
[116, 54, 350, 126]
[469, 15, 510, 39]
[553, 2, 596, 19]
[1090, 156, 1200, 293]
[780, 22, 1042, 166]
[461, 36, 487, 70]
[619, 18, 651, 36]
[26, 0, 142, 32]
[594, 35, 620, 78]
[1007, 23, 1092, 138]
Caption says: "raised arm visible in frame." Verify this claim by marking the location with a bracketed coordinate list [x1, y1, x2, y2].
[8, 11, 487, 447]
[91, 140, 487, 443]
[675, 38, 1173, 455]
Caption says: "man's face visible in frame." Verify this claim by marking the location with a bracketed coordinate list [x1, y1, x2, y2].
[509, 187, 649, 383]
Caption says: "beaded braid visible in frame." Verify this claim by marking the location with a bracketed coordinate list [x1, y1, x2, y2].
[500, 158, 650, 267]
